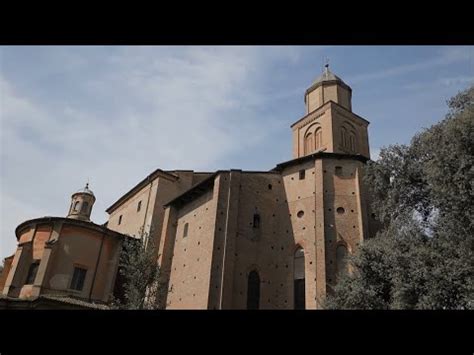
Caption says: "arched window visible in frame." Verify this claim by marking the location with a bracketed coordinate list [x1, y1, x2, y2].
[73, 201, 81, 212]
[294, 247, 305, 309]
[336, 244, 349, 277]
[315, 128, 322, 150]
[341, 127, 347, 149]
[81, 201, 89, 214]
[304, 132, 314, 155]
[247, 270, 260, 309]
[349, 132, 357, 152]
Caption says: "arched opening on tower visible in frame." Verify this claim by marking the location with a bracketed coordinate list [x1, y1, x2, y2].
[349, 132, 357, 152]
[315, 127, 322, 150]
[304, 132, 314, 155]
[294, 246, 305, 309]
[341, 126, 347, 150]
[80, 201, 89, 214]
[247, 270, 260, 309]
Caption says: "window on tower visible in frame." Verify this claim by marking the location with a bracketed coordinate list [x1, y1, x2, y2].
[81, 201, 89, 214]
[73, 201, 81, 212]
[349, 132, 357, 152]
[341, 127, 347, 149]
[304, 132, 314, 155]
[315, 127, 322, 150]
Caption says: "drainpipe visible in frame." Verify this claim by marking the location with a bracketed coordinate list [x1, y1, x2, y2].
[142, 177, 153, 246]
[219, 172, 232, 309]
[89, 232, 105, 302]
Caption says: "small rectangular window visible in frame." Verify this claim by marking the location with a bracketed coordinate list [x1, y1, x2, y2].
[137, 201, 142, 212]
[253, 214, 260, 228]
[70, 267, 87, 291]
[118, 215, 123, 225]
[335, 166, 343, 176]
[183, 223, 189, 238]
[299, 169, 305, 180]
[25, 261, 40, 285]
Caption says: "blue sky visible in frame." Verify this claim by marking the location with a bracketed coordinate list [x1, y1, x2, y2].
[1, 46, 473, 258]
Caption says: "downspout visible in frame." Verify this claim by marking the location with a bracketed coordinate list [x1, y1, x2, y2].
[219, 172, 232, 309]
[89, 232, 106, 302]
[142, 177, 154, 246]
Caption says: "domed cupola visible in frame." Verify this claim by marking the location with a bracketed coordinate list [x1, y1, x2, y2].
[67, 183, 96, 221]
[304, 63, 352, 114]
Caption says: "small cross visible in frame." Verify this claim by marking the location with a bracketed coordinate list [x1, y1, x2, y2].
[324, 57, 330, 69]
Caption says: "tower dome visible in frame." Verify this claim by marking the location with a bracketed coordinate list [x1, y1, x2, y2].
[307, 65, 349, 89]
[304, 64, 352, 113]
[75, 183, 95, 197]
[67, 183, 96, 221]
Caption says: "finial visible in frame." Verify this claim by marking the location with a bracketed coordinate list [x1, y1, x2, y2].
[324, 57, 330, 75]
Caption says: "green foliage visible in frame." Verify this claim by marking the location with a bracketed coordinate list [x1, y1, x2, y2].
[326, 85, 474, 310]
[111, 229, 166, 310]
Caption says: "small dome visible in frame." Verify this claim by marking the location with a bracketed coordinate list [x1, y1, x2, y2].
[312, 67, 343, 84]
[305, 64, 350, 95]
[76, 183, 95, 197]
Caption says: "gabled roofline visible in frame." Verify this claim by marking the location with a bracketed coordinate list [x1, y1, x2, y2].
[331, 100, 370, 125]
[291, 101, 332, 128]
[163, 171, 222, 208]
[106, 168, 179, 214]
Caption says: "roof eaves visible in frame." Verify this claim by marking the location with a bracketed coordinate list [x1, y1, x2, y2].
[290, 101, 332, 128]
[163, 171, 223, 208]
[273, 152, 369, 171]
[14, 216, 130, 241]
[106, 168, 178, 213]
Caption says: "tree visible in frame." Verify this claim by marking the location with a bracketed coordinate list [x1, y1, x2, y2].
[326, 85, 474, 309]
[111, 229, 167, 309]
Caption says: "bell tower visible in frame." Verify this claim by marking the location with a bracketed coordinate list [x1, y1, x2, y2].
[291, 64, 371, 159]
[67, 183, 96, 221]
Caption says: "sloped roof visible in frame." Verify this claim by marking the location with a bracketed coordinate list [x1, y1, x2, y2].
[305, 66, 351, 96]
[74, 183, 95, 197]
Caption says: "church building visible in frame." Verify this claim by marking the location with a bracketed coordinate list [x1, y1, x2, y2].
[1, 65, 379, 309]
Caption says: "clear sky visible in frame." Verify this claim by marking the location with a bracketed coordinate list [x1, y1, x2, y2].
[1, 46, 473, 258]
